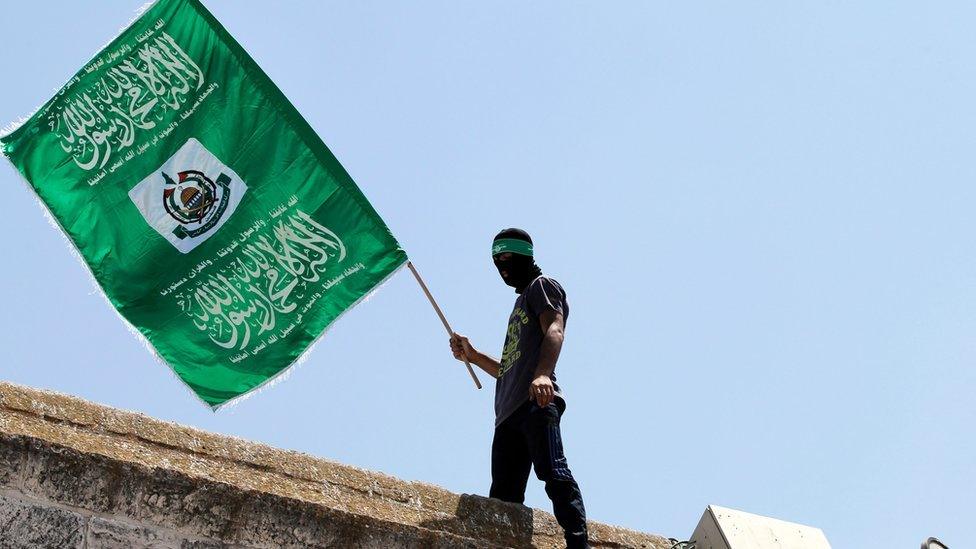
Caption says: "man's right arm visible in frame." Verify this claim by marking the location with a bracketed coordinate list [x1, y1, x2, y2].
[450, 334, 500, 378]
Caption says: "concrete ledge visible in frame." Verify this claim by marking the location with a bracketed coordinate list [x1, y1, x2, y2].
[0, 382, 669, 548]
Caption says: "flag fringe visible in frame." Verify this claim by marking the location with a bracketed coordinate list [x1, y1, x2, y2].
[0, 118, 30, 140]
[211, 260, 408, 411]
[0, 0, 160, 139]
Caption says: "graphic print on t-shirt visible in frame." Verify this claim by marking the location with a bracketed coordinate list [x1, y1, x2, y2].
[498, 306, 530, 377]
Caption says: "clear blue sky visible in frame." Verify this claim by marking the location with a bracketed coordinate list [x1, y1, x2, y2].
[2, 2, 973, 547]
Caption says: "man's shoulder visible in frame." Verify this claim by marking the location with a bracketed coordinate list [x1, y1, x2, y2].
[528, 275, 566, 296]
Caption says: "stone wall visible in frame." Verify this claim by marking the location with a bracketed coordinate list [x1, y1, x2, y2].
[0, 382, 669, 548]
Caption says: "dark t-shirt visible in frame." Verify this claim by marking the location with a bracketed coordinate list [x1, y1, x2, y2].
[494, 276, 569, 426]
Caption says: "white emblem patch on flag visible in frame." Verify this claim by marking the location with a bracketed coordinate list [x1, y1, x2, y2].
[129, 138, 247, 254]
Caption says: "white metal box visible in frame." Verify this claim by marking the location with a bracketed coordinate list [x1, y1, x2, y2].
[689, 505, 831, 549]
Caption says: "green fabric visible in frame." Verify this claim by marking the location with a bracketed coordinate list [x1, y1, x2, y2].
[491, 238, 534, 257]
[0, 0, 407, 408]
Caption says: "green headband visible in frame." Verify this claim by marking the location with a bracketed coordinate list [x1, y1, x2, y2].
[492, 238, 534, 257]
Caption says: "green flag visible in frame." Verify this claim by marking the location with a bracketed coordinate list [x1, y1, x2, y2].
[0, 0, 408, 408]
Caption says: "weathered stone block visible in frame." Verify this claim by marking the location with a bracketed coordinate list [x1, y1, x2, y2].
[233, 491, 494, 549]
[22, 439, 123, 513]
[124, 467, 243, 539]
[180, 541, 226, 549]
[0, 433, 26, 489]
[87, 517, 174, 548]
[0, 493, 86, 549]
[419, 493, 535, 546]
[233, 491, 340, 548]
[87, 517, 224, 549]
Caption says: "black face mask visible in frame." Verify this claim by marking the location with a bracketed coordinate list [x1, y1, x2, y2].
[493, 253, 542, 294]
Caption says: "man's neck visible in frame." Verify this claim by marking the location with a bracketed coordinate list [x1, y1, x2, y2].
[514, 273, 544, 294]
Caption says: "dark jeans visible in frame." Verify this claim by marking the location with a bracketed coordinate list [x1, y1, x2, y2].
[490, 399, 588, 549]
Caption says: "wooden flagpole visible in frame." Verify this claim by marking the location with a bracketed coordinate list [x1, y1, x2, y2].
[406, 261, 482, 389]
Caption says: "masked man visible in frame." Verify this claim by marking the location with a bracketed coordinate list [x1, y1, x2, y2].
[450, 228, 589, 549]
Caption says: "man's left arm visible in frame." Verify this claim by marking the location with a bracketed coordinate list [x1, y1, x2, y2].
[531, 309, 565, 407]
